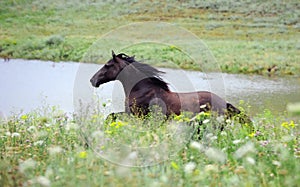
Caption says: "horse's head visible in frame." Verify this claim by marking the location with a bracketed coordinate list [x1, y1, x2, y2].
[90, 51, 131, 87]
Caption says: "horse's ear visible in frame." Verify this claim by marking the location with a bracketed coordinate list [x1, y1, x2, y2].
[112, 50, 116, 60]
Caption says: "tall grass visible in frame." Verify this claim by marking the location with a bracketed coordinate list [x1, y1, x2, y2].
[0, 105, 299, 186]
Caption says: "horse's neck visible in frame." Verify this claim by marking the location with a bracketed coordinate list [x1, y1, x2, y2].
[120, 78, 155, 97]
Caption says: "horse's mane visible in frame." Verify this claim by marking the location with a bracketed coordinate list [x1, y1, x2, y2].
[117, 53, 170, 91]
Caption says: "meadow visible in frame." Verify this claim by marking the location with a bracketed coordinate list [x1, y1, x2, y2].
[0, 105, 299, 186]
[0, 0, 299, 75]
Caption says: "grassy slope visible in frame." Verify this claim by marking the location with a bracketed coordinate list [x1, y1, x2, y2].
[0, 0, 299, 76]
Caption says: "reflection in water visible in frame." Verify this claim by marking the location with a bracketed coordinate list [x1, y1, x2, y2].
[0, 59, 299, 117]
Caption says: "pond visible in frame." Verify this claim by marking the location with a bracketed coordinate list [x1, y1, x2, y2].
[1, 59, 299, 118]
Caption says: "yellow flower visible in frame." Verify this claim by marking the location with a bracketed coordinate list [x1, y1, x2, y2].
[173, 115, 190, 122]
[21, 115, 28, 120]
[171, 161, 179, 170]
[248, 132, 255, 138]
[78, 151, 87, 159]
[281, 121, 296, 130]
[289, 121, 295, 128]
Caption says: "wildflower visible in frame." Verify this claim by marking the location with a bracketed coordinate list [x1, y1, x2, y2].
[19, 158, 36, 173]
[272, 160, 281, 167]
[233, 139, 242, 144]
[190, 141, 204, 152]
[20, 114, 28, 120]
[109, 121, 127, 128]
[34, 176, 51, 187]
[184, 162, 196, 174]
[48, 146, 63, 156]
[281, 120, 296, 130]
[260, 140, 269, 146]
[27, 126, 36, 132]
[205, 147, 227, 163]
[78, 151, 87, 159]
[203, 119, 210, 124]
[5, 132, 11, 137]
[234, 141, 256, 159]
[248, 132, 255, 138]
[200, 104, 207, 109]
[173, 114, 190, 122]
[171, 161, 179, 170]
[11, 132, 20, 138]
[246, 157, 256, 165]
[65, 122, 79, 131]
[220, 131, 227, 136]
[34, 140, 44, 146]
[216, 116, 225, 123]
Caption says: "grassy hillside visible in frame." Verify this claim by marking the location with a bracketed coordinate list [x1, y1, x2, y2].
[0, 0, 299, 75]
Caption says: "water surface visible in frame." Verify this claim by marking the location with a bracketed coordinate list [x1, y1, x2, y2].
[0, 59, 299, 118]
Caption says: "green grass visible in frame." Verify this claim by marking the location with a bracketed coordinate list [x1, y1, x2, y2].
[0, 0, 299, 76]
[0, 105, 299, 186]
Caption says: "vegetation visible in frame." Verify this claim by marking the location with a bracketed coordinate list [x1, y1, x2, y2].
[0, 1, 299, 186]
[0, 105, 299, 186]
[0, 0, 299, 75]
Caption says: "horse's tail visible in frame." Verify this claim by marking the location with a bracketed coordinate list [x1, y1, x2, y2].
[226, 103, 253, 131]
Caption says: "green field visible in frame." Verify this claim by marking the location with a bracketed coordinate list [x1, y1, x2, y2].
[0, 106, 299, 187]
[0, 0, 299, 75]
[1, 1, 300, 186]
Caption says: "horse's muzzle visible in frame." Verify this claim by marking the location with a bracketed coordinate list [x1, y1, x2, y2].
[90, 78, 100, 88]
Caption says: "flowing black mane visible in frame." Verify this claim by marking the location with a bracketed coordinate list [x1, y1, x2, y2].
[116, 53, 170, 91]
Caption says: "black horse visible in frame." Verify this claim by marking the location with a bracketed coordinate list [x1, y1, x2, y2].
[90, 51, 251, 124]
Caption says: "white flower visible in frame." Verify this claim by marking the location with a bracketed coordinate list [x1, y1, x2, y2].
[34, 176, 51, 187]
[200, 104, 207, 109]
[48, 146, 63, 156]
[65, 122, 79, 131]
[234, 141, 256, 159]
[5, 132, 11, 137]
[34, 140, 44, 146]
[246, 157, 256, 165]
[203, 119, 210, 124]
[11, 132, 20, 138]
[27, 126, 36, 132]
[184, 162, 196, 174]
[272, 160, 281, 167]
[216, 116, 225, 123]
[205, 147, 227, 163]
[233, 139, 242, 144]
[45, 123, 52, 127]
[190, 141, 204, 152]
[19, 158, 36, 173]
[220, 131, 227, 136]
